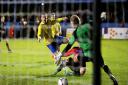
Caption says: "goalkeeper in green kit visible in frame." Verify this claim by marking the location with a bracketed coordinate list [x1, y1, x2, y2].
[56, 13, 118, 85]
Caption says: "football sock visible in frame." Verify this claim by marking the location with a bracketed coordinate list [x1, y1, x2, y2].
[103, 65, 118, 85]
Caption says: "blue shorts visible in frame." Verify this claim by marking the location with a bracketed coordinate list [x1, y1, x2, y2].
[47, 42, 58, 53]
[47, 36, 64, 53]
[54, 36, 64, 45]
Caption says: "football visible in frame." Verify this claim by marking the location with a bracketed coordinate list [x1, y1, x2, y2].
[100, 12, 107, 20]
[58, 78, 68, 85]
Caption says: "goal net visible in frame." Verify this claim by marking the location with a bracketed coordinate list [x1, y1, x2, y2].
[0, 0, 127, 85]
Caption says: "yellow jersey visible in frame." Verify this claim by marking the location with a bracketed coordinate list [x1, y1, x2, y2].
[37, 21, 61, 45]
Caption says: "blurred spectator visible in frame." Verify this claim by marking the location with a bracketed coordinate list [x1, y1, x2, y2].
[28, 15, 35, 38]
[9, 24, 14, 38]
[33, 16, 40, 38]
[21, 17, 28, 38]
[14, 17, 21, 38]
[0, 16, 12, 53]
[5, 16, 12, 37]
[0, 16, 5, 30]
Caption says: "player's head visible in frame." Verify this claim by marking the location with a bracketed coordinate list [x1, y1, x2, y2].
[50, 13, 56, 21]
[70, 15, 81, 28]
[44, 13, 51, 24]
[41, 14, 45, 22]
[1, 16, 5, 22]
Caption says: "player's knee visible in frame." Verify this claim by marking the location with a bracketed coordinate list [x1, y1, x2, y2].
[80, 67, 86, 75]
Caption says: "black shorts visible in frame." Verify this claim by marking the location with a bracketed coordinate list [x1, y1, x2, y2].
[77, 55, 92, 67]
[0, 32, 7, 41]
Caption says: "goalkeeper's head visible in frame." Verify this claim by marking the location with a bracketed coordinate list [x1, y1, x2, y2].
[70, 15, 81, 28]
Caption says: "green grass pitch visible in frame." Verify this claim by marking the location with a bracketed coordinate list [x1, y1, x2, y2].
[0, 39, 128, 85]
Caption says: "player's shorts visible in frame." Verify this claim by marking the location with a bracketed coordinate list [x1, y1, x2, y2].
[54, 36, 65, 45]
[0, 32, 7, 42]
[77, 55, 92, 67]
[47, 42, 59, 53]
[47, 36, 65, 53]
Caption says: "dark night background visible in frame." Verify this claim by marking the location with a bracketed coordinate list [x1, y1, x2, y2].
[0, 0, 128, 22]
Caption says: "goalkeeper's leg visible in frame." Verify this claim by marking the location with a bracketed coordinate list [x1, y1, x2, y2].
[65, 58, 86, 76]
[99, 56, 118, 85]
[102, 64, 118, 85]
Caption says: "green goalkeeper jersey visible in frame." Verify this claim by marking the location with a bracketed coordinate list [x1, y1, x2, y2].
[65, 23, 91, 57]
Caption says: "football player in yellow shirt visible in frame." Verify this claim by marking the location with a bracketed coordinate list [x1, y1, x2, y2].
[37, 13, 68, 62]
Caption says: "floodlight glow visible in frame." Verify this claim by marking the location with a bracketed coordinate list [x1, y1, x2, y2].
[41, 2, 44, 6]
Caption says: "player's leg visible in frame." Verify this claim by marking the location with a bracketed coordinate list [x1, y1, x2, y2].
[52, 57, 80, 76]
[52, 60, 67, 75]
[63, 47, 80, 57]
[5, 39, 12, 52]
[66, 59, 81, 76]
[47, 42, 61, 61]
[66, 57, 87, 76]
[2, 31, 12, 53]
[50, 36, 68, 63]
[75, 51, 92, 76]
[52, 58, 80, 76]
[79, 67, 86, 75]
[52, 56, 86, 76]
[102, 64, 118, 85]
[99, 55, 118, 85]
[62, 49, 88, 76]
[52, 47, 81, 75]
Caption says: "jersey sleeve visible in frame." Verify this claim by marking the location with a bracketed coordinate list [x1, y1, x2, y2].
[57, 17, 64, 22]
[69, 35, 75, 45]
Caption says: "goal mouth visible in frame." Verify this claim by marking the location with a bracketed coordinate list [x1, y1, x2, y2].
[0, 0, 126, 85]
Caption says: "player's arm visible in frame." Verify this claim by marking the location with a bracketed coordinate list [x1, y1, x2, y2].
[55, 34, 75, 65]
[37, 22, 43, 42]
[62, 35, 75, 55]
[57, 17, 68, 22]
[62, 28, 78, 54]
